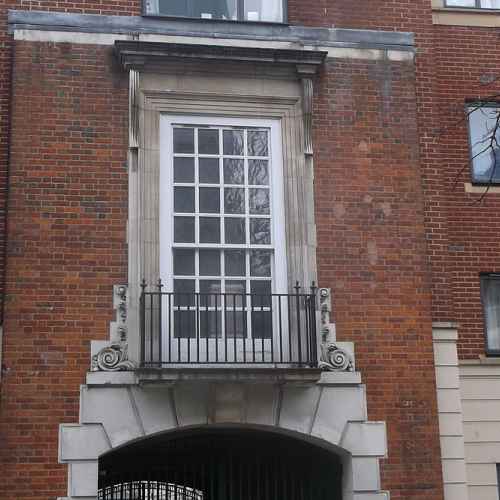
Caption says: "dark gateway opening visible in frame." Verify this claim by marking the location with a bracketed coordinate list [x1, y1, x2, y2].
[98, 427, 343, 500]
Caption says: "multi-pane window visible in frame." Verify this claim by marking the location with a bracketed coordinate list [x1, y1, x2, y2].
[445, 0, 500, 8]
[144, 0, 285, 22]
[481, 275, 500, 355]
[468, 104, 500, 184]
[160, 117, 286, 342]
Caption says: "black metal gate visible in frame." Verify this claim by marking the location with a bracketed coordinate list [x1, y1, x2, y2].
[98, 428, 343, 500]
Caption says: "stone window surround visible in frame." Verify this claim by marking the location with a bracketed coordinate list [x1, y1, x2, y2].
[116, 42, 325, 365]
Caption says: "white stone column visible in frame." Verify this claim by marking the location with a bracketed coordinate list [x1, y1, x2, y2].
[433, 322, 469, 500]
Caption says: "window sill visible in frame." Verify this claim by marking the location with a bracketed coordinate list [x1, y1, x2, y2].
[464, 182, 500, 194]
[461, 355, 500, 364]
[433, 7, 500, 26]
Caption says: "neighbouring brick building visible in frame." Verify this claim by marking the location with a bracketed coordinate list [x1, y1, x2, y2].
[0, 2, 499, 500]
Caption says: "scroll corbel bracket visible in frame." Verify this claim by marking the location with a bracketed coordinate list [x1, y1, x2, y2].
[318, 288, 355, 372]
[91, 285, 136, 372]
[91, 342, 136, 372]
[319, 343, 355, 373]
[297, 64, 317, 157]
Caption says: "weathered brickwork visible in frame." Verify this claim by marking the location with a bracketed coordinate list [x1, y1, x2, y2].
[0, 41, 128, 499]
[314, 58, 442, 500]
[1, 0, 494, 499]
[0, 37, 445, 500]
[431, 25, 500, 359]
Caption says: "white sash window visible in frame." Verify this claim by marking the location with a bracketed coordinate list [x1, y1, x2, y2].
[160, 116, 286, 351]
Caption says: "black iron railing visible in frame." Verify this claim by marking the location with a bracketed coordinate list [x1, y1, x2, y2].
[99, 481, 203, 500]
[139, 281, 318, 367]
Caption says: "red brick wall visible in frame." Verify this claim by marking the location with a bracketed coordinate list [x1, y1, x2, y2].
[0, 2, 456, 500]
[431, 24, 500, 358]
[0, 37, 444, 500]
[0, 40, 128, 500]
[314, 57, 442, 500]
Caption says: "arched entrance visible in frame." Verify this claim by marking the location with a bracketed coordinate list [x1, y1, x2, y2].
[98, 427, 343, 500]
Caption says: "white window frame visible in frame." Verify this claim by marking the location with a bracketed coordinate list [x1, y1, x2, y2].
[445, 0, 500, 8]
[481, 274, 500, 356]
[159, 115, 288, 301]
[467, 104, 500, 185]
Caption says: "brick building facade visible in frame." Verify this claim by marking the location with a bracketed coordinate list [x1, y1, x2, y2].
[0, 2, 499, 500]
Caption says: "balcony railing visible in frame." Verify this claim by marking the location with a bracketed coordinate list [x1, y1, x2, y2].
[139, 281, 318, 368]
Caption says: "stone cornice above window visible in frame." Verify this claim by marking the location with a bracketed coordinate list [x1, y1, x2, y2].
[114, 40, 327, 73]
[116, 40, 326, 157]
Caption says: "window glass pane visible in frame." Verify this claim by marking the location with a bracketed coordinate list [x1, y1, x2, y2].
[251, 311, 272, 339]
[482, 276, 500, 352]
[244, 0, 283, 21]
[174, 157, 195, 183]
[225, 250, 246, 276]
[224, 188, 245, 214]
[226, 311, 247, 338]
[174, 311, 197, 338]
[481, 0, 500, 7]
[248, 160, 269, 185]
[198, 129, 219, 155]
[249, 188, 270, 214]
[445, 0, 476, 6]
[200, 280, 221, 295]
[200, 217, 220, 243]
[251, 280, 272, 307]
[250, 219, 271, 245]
[226, 280, 247, 298]
[173, 128, 194, 154]
[224, 159, 244, 184]
[199, 158, 220, 184]
[469, 106, 500, 183]
[199, 249, 221, 276]
[174, 217, 195, 243]
[174, 187, 195, 213]
[155, 0, 186, 16]
[174, 279, 195, 306]
[225, 218, 246, 244]
[199, 187, 220, 213]
[148, 0, 284, 20]
[199, 281, 221, 338]
[247, 129, 269, 156]
[223, 130, 244, 156]
[154, 0, 238, 19]
[191, 0, 237, 19]
[250, 250, 271, 277]
[200, 311, 222, 338]
[251, 280, 271, 296]
[173, 249, 195, 275]
[226, 280, 247, 303]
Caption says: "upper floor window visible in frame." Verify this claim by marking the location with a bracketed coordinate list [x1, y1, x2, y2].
[468, 104, 500, 184]
[144, 0, 285, 22]
[445, 0, 500, 8]
[481, 274, 500, 355]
